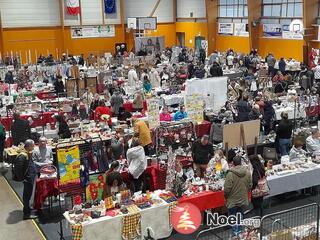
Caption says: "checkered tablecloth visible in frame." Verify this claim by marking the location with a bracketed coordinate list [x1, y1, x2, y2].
[71, 224, 83, 240]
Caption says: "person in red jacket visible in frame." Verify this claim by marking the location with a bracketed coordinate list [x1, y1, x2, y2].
[94, 100, 112, 126]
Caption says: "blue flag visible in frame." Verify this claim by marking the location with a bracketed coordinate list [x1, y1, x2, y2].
[105, 0, 116, 14]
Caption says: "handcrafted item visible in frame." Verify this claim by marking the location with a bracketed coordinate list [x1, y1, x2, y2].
[120, 190, 131, 203]
[105, 196, 113, 210]
[57, 146, 81, 185]
[122, 213, 141, 240]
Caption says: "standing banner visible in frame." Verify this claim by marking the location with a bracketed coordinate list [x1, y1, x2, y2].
[66, 0, 80, 15]
[105, 0, 116, 14]
[185, 94, 204, 123]
[263, 24, 282, 37]
[147, 98, 160, 129]
[218, 23, 234, 35]
[57, 146, 81, 184]
[234, 23, 249, 36]
[71, 25, 115, 38]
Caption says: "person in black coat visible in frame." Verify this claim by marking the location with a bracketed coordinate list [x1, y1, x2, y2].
[236, 95, 251, 122]
[54, 76, 65, 95]
[263, 100, 275, 135]
[249, 155, 265, 217]
[11, 113, 31, 146]
[54, 115, 71, 139]
[278, 58, 286, 74]
[210, 62, 223, 77]
[276, 112, 293, 156]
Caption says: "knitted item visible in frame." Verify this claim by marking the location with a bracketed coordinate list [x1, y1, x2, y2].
[71, 224, 83, 240]
[122, 213, 141, 240]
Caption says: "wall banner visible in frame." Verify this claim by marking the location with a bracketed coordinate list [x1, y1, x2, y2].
[71, 25, 115, 39]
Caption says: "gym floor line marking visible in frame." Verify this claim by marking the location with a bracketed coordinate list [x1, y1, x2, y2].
[3, 177, 47, 240]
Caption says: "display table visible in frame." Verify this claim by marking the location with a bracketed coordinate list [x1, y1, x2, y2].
[36, 90, 57, 100]
[1, 111, 56, 131]
[12, 91, 35, 102]
[195, 121, 211, 137]
[64, 199, 174, 240]
[267, 166, 320, 197]
[34, 177, 59, 210]
[121, 165, 167, 191]
[274, 105, 306, 121]
[123, 100, 147, 113]
[178, 191, 226, 212]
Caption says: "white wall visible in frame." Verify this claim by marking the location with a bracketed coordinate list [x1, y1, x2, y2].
[124, 0, 174, 23]
[0, 0, 60, 27]
[0, 0, 121, 27]
[177, 0, 206, 19]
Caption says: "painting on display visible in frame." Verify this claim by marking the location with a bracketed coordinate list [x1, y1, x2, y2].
[86, 174, 106, 203]
[135, 36, 165, 54]
[57, 146, 81, 185]
[147, 98, 160, 129]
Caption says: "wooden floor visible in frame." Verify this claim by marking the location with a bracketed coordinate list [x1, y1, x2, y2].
[0, 174, 45, 240]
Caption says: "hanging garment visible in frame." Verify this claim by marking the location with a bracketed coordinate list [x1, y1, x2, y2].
[105, 0, 116, 14]
[66, 0, 80, 15]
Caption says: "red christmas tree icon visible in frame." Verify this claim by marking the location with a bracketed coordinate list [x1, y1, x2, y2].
[177, 206, 197, 231]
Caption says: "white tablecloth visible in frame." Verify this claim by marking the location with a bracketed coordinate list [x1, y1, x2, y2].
[64, 200, 173, 240]
[274, 106, 306, 121]
[267, 166, 320, 197]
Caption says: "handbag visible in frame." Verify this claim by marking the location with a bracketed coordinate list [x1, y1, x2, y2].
[263, 147, 278, 163]
[251, 169, 269, 198]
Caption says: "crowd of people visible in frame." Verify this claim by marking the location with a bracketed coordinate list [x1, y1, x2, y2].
[2, 45, 320, 240]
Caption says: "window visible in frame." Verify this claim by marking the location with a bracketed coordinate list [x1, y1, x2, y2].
[219, 0, 248, 18]
[262, 0, 303, 18]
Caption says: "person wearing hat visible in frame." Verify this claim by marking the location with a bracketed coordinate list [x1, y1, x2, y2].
[191, 135, 214, 178]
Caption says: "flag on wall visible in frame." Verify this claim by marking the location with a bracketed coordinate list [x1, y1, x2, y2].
[66, 0, 80, 15]
[105, 0, 116, 14]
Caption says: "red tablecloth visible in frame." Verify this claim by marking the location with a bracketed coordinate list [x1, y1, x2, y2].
[195, 121, 211, 138]
[178, 191, 226, 212]
[123, 101, 148, 113]
[1, 112, 57, 131]
[178, 191, 252, 212]
[36, 91, 57, 100]
[121, 165, 166, 191]
[34, 177, 59, 210]
[305, 106, 320, 117]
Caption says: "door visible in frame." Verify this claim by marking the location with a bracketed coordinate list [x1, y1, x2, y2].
[176, 32, 185, 47]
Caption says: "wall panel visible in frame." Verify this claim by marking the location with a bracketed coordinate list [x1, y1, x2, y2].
[177, 0, 206, 19]
[0, 0, 60, 27]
